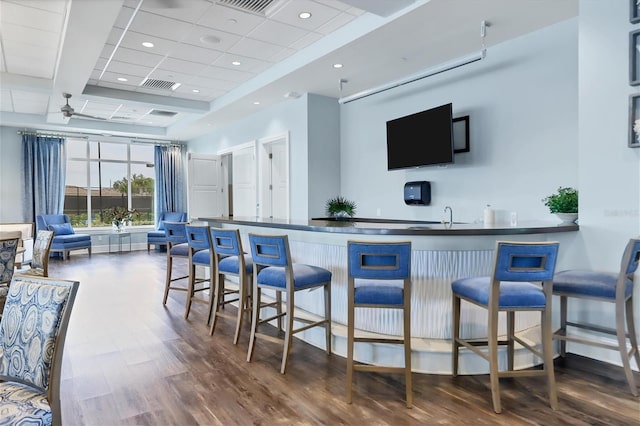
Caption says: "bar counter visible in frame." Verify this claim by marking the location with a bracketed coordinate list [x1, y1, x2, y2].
[200, 216, 579, 374]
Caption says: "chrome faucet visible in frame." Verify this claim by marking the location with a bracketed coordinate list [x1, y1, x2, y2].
[443, 206, 453, 227]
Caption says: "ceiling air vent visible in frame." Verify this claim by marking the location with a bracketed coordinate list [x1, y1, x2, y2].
[140, 78, 179, 91]
[149, 109, 178, 117]
[217, 0, 282, 15]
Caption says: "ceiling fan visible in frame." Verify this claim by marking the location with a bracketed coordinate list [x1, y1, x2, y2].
[60, 93, 106, 120]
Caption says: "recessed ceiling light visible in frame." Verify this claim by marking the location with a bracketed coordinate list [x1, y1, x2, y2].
[299, 12, 311, 19]
[253, 101, 260, 105]
[117, 77, 128, 82]
[142, 41, 154, 48]
[200, 34, 221, 45]
[333, 63, 343, 69]
[231, 61, 241, 66]
[192, 89, 200, 93]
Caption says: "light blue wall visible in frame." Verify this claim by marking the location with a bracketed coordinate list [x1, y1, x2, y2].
[339, 19, 579, 225]
[0, 126, 26, 222]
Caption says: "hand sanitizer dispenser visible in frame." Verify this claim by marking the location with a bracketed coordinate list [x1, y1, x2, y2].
[404, 181, 431, 205]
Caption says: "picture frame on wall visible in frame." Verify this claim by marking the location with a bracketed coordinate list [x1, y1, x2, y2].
[631, 0, 640, 24]
[453, 115, 470, 153]
[629, 94, 640, 148]
[631, 29, 640, 85]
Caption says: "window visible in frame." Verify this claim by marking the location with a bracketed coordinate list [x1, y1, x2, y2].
[64, 138, 155, 228]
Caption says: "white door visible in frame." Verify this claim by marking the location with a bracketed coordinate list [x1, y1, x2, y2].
[259, 135, 289, 220]
[232, 145, 256, 217]
[187, 153, 222, 221]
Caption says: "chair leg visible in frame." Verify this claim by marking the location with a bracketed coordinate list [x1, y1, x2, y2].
[247, 282, 260, 363]
[559, 296, 567, 357]
[403, 292, 412, 408]
[233, 273, 246, 345]
[619, 297, 639, 396]
[206, 273, 218, 326]
[163, 254, 173, 305]
[507, 311, 515, 372]
[276, 291, 283, 331]
[452, 295, 461, 377]
[280, 290, 295, 374]
[543, 306, 558, 409]
[324, 282, 331, 355]
[209, 273, 223, 336]
[488, 307, 501, 414]
[346, 284, 355, 404]
[625, 297, 640, 380]
[184, 262, 196, 319]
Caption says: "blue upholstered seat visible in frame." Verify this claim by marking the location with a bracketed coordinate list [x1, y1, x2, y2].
[247, 233, 331, 374]
[147, 212, 187, 251]
[0, 275, 79, 426]
[346, 241, 412, 407]
[162, 222, 191, 307]
[552, 238, 640, 397]
[209, 228, 254, 343]
[451, 241, 560, 414]
[36, 214, 91, 259]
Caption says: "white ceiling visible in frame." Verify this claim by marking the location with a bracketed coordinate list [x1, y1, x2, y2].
[0, 0, 578, 141]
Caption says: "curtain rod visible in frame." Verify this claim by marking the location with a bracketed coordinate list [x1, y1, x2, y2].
[16, 130, 184, 146]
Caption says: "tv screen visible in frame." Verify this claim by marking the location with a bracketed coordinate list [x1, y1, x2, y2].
[386, 103, 454, 170]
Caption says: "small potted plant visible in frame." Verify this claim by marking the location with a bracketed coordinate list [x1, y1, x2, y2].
[325, 196, 357, 220]
[106, 206, 138, 232]
[542, 186, 578, 223]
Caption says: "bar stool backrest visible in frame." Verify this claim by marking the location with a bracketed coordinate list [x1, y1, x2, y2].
[492, 241, 559, 283]
[164, 222, 188, 245]
[185, 225, 211, 251]
[623, 239, 640, 277]
[248, 234, 290, 267]
[211, 228, 243, 256]
[348, 241, 411, 280]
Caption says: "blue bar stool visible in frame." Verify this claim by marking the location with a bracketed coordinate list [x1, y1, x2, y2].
[209, 228, 254, 344]
[184, 225, 213, 320]
[162, 222, 190, 306]
[451, 241, 560, 413]
[346, 241, 412, 407]
[247, 233, 332, 374]
[553, 238, 640, 396]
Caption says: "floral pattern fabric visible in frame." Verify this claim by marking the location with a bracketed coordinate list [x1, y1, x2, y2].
[0, 238, 18, 284]
[25, 231, 53, 276]
[0, 381, 51, 426]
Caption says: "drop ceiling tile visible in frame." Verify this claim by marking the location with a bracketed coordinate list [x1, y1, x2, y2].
[148, 69, 193, 85]
[199, 65, 253, 84]
[98, 72, 144, 87]
[170, 43, 223, 65]
[113, 6, 136, 29]
[129, 10, 194, 41]
[188, 75, 236, 91]
[289, 31, 323, 50]
[3, 0, 68, 15]
[106, 27, 127, 46]
[173, 84, 224, 100]
[313, 0, 350, 12]
[316, 11, 358, 35]
[269, 0, 342, 32]
[0, 1, 66, 33]
[228, 37, 283, 62]
[0, 22, 59, 49]
[97, 80, 135, 92]
[140, 0, 213, 24]
[157, 57, 207, 76]
[212, 53, 269, 73]
[198, 4, 265, 36]
[100, 43, 117, 59]
[181, 25, 242, 52]
[269, 47, 296, 63]
[113, 47, 164, 68]
[106, 60, 154, 78]
[118, 32, 178, 57]
[11, 91, 49, 114]
[247, 20, 308, 47]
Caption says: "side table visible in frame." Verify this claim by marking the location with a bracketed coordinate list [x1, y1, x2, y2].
[109, 232, 131, 253]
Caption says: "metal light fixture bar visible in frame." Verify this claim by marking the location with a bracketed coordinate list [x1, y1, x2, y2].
[339, 20, 489, 104]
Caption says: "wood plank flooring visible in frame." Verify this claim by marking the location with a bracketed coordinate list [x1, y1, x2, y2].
[47, 251, 639, 425]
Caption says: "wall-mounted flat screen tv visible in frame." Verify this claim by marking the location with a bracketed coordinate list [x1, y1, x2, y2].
[386, 103, 454, 170]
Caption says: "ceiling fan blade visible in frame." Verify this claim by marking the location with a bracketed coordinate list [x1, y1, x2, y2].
[72, 112, 107, 121]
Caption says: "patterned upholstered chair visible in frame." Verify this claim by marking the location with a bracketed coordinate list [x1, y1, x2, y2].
[0, 275, 79, 426]
[247, 233, 332, 374]
[36, 214, 91, 259]
[17, 230, 54, 277]
[147, 212, 188, 252]
[553, 238, 640, 396]
[0, 232, 20, 317]
[346, 241, 413, 407]
[209, 228, 254, 344]
[451, 241, 560, 413]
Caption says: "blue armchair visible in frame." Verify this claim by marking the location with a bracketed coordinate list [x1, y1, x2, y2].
[36, 214, 91, 259]
[147, 212, 187, 251]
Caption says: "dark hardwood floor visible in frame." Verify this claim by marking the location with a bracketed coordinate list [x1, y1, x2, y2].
[48, 251, 640, 425]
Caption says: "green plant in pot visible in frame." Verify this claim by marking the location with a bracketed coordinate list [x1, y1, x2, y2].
[542, 186, 578, 224]
[326, 196, 357, 220]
